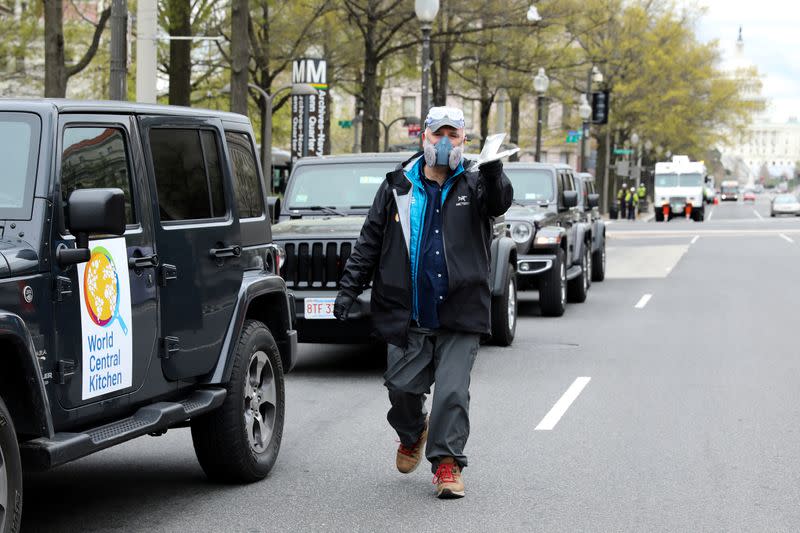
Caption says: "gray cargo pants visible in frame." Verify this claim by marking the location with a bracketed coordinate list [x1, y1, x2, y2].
[383, 328, 480, 473]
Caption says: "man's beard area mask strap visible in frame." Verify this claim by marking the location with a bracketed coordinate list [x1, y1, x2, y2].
[423, 136, 463, 171]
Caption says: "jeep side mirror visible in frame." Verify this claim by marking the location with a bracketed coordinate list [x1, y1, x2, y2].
[587, 193, 600, 208]
[267, 196, 280, 224]
[562, 190, 578, 209]
[58, 188, 126, 267]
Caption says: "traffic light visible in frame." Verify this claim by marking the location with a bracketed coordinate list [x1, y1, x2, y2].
[591, 91, 610, 124]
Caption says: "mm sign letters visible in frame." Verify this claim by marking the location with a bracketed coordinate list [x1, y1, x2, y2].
[292, 58, 330, 160]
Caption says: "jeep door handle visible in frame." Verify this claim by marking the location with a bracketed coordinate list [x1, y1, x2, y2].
[129, 254, 159, 269]
[210, 245, 241, 259]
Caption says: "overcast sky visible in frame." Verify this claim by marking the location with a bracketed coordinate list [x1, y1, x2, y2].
[689, 0, 800, 123]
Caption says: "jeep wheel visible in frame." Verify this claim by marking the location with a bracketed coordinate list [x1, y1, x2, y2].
[0, 396, 22, 533]
[568, 246, 589, 303]
[191, 319, 285, 483]
[591, 240, 606, 282]
[539, 248, 566, 317]
[490, 263, 517, 346]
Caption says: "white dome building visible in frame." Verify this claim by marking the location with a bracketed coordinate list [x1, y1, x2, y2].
[722, 27, 799, 186]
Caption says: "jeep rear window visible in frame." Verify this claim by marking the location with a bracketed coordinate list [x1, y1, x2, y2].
[504, 168, 555, 202]
[225, 131, 264, 219]
[0, 112, 40, 219]
[286, 163, 391, 210]
[149, 128, 227, 221]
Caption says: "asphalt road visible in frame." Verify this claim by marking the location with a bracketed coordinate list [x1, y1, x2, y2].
[22, 194, 800, 532]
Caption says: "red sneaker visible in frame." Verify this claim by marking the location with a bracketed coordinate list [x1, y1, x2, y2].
[396, 419, 428, 474]
[433, 457, 465, 499]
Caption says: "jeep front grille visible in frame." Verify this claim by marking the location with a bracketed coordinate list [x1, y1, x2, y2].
[279, 240, 353, 289]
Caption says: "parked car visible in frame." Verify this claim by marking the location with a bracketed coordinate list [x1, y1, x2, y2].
[272, 152, 519, 346]
[503, 163, 593, 317]
[770, 194, 800, 216]
[574, 172, 607, 282]
[0, 100, 297, 527]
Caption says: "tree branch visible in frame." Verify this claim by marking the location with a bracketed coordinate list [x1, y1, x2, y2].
[65, 7, 111, 78]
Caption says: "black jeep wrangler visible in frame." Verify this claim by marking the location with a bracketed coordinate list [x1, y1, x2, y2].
[574, 172, 607, 282]
[272, 152, 518, 347]
[0, 100, 296, 531]
[503, 162, 593, 317]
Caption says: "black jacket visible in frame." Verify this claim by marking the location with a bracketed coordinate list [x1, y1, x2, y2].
[339, 153, 513, 347]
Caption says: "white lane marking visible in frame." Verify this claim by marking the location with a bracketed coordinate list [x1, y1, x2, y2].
[635, 294, 652, 309]
[707, 208, 714, 221]
[690, 235, 699, 245]
[753, 209, 763, 220]
[535, 377, 591, 431]
[780, 233, 795, 243]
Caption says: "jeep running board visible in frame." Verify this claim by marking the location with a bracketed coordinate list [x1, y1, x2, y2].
[20, 388, 226, 470]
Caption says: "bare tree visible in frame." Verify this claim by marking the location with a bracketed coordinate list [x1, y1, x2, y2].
[43, 0, 111, 97]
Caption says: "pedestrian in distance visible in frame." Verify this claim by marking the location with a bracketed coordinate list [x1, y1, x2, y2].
[618, 182, 628, 219]
[333, 106, 513, 499]
[626, 186, 639, 220]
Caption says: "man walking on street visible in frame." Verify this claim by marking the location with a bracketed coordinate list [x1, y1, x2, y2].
[333, 106, 513, 499]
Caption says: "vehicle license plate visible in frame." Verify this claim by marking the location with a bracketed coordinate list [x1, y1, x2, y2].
[304, 298, 336, 319]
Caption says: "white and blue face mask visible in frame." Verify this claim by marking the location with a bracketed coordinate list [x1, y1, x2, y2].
[423, 134, 463, 171]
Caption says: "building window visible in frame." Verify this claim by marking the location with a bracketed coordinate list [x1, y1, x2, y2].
[402, 96, 417, 118]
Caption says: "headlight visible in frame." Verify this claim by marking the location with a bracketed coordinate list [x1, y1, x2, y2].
[510, 222, 532, 244]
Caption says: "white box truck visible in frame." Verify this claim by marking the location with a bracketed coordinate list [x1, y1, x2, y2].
[654, 155, 706, 222]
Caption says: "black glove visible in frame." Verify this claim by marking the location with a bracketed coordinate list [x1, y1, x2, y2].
[333, 292, 354, 321]
[479, 158, 504, 181]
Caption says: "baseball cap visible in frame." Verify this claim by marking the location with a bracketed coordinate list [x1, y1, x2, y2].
[425, 106, 465, 132]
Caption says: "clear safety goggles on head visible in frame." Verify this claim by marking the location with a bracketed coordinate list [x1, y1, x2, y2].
[425, 107, 465, 127]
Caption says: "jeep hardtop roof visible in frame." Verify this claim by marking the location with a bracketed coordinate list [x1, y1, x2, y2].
[0, 98, 250, 124]
[292, 151, 418, 167]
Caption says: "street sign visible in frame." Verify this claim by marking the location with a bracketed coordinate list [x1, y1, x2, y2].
[565, 130, 582, 144]
[615, 161, 629, 176]
[591, 90, 610, 124]
[614, 148, 634, 155]
[338, 120, 352, 129]
[291, 57, 330, 161]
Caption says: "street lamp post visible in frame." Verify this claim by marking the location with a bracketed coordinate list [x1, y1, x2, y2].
[578, 94, 592, 172]
[533, 67, 549, 162]
[377, 116, 420, 151]
[415, 0, 439, 137]
[225, 83, 316, 193]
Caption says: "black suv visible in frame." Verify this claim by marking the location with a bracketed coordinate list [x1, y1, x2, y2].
[0, 100, 297, 529]
[272, 152, 519, 346]
[503, 162, 593, 317]
[574, 172, 607, 282]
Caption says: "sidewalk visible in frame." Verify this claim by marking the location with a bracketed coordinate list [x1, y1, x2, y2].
[604, 201, 654, 223]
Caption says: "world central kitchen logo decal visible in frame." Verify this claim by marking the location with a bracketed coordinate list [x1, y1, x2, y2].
[77, 238, 133, 400]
